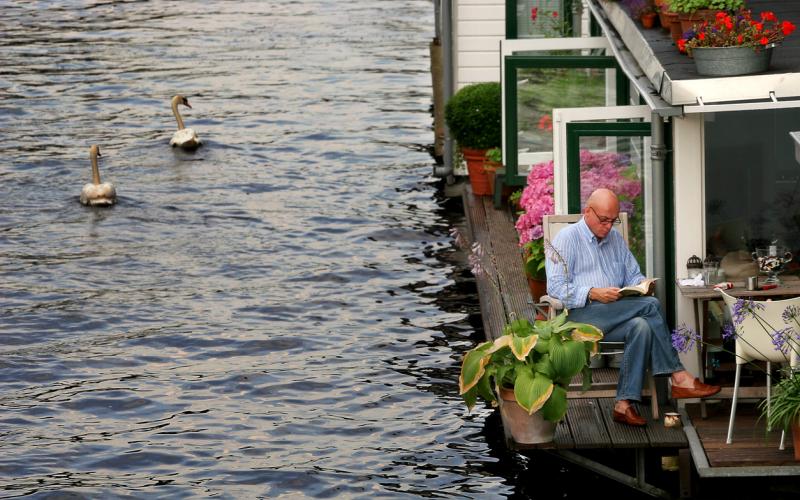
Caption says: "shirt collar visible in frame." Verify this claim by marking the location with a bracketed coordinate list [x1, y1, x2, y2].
[577, 216, 607, 246]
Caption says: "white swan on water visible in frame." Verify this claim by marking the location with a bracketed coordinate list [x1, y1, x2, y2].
[169, 94, 202, 150]
[80, 145, 117, 206]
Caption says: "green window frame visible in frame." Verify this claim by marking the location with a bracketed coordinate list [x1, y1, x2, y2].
[501, 55, 629, 195]
[564, 120, 676, 322]
[505, 0, 576, 39]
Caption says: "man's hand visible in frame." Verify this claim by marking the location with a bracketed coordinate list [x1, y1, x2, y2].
[590, 287, 621, 303]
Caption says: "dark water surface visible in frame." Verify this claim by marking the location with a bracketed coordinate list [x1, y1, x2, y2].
[0, 1, 514, 497]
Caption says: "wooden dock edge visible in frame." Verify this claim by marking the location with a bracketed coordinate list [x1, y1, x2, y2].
[679, 407, 800, 478]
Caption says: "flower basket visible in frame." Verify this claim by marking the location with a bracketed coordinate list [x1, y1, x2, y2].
[692, 45, 773, 76]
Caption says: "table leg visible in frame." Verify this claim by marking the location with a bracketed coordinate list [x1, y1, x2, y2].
[692, 298, 707, 419]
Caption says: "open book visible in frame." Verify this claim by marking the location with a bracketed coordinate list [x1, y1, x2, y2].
[619, 278, 659, 297]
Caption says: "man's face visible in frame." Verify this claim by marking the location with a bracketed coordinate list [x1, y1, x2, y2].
[584, 205, 619, 241]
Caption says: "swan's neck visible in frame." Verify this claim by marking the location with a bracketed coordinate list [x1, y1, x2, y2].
[90, 151, 101, 184]
[172, 99, 186, 130]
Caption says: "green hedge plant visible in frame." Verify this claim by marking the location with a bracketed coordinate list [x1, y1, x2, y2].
[669, 0, 742, 13]
[445, 82, 502, 150]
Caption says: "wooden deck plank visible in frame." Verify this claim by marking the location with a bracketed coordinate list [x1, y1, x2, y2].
[566, 398, 611, 449]
[481, 197, 536, 323]
[686, 404, 796, 466]
[597, 398, 650, 448]
[553, 419, 575, 449]
[463, 188, 506, 341]
[645, 409, 688, 448]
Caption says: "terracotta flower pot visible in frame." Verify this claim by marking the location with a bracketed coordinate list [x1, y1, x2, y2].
[498, 386, 556, 444]
[483, 160, 501, 199]
[461, 147, 492, 196]
[641, 12, 657, 29]
[527, 276, 547, 303]
[792, 422, 800, 461]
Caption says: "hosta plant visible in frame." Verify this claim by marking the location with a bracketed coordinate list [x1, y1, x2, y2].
[459, 311, 603, 422]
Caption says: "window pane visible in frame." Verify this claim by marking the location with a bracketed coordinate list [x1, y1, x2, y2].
[704, 109, 800, 281]
[517, 66, 608, 157]
[577, 135, 649, 272]
[516, 0, 571, 38]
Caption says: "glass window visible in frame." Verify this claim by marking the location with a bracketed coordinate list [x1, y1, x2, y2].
[576, 134, 650, 271]
[515, 0, 571, 38]
[704, 108, 800, 281]
[517, 65, 608, 157]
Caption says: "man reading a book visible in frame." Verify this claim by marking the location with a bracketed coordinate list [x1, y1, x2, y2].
[545, 188, 720, 426]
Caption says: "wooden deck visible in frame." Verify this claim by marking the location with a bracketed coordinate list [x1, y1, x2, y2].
[460, 187, 800, 490]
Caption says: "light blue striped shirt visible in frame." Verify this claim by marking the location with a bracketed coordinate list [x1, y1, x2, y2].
[545, 217, 645, 310]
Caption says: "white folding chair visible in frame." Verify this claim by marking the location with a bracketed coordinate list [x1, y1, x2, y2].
[538, 213, 660, 420]
[717, 289, 800, 447]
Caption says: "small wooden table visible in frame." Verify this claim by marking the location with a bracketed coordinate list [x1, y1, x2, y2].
[677, 276, 800, 416]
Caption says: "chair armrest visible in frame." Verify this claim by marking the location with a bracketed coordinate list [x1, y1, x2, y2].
[538, 295, 563, 309]
[538, 295, 564, 319]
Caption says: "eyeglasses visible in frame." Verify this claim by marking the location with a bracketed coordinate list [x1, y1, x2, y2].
[588, 206, 621, 226]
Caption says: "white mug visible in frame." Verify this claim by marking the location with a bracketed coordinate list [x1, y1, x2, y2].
[664, 412, 681, 428]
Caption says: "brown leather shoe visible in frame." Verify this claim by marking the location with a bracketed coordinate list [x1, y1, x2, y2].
[671, 378, 721, 399]
[612, 405, 647, 426]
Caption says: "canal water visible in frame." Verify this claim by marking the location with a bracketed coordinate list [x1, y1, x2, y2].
[3, 2, 789, 499]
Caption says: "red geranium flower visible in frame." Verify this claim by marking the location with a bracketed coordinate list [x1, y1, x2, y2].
[531, 7, 538, 23]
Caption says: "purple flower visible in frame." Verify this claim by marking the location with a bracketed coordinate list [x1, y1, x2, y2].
[782, 305, 800, 325]
[722, 322, 736, 341]
[672, 324, 701, 354]
[770, 327, 796, 355]
[732, 298, 765, 326]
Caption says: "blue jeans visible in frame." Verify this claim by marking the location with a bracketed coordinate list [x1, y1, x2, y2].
[565, 296, 684, 402]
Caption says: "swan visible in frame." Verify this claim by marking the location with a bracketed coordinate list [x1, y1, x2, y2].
[80, 145, 117, 206]
[169, 94, 202, 150]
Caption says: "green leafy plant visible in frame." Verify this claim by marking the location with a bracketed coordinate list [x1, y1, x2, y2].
[523, 238, 546, 280]
[444, 82, 502, 150]
[668, 0, 742, 13]
[485, 147, 502, 164]
[761, 371, 800, 433]
[459, 311, 603, 421]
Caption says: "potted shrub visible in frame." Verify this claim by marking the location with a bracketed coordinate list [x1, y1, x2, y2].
[445, 82, 502, 197]
[459, 312, 603, 443]
[670, 0, 743, 32]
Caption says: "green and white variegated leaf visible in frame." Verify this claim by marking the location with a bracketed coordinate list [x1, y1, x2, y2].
[533, 337, 550, 354]
[504, 318, 534, 337]
[550, 310, 568, 330]
[459, 342, 493, 395]
[514, 368, 554, 415]
[533, 320, 553, 339]
[475, 369, 496, 405]
[462, 385, 478, 411]
[569, 323, 604, 343]
[533, 353, 555, 380]
[510, 334, 538, 361]
[540, 385, 568, 422]
[549, 339, 587, 380]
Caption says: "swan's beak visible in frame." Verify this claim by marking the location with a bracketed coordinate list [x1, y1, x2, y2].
[184, 101, 192, 109]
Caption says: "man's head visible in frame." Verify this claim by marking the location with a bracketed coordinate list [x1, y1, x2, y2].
[584, 188, 620, 240]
